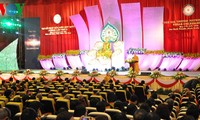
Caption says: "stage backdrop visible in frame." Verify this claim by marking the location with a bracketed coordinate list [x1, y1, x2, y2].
[24, 18, 41, 69]
[21, 0, 200, 55]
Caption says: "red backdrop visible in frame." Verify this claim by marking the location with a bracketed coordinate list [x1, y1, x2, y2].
[21, 0, 200, 55]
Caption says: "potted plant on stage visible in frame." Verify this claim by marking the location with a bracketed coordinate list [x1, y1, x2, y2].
[10, 70, 18, 82]
[126, 67, 138, 84]
[54, 70, 64, 81]
[23, 69, 34, 80]
[71, 69, 81, 82]
[172, 72, 187, 80]
[149, 71, 163, 87]
[150, 71, 162, 79]
[88, 70, 101, 82]
[172, 72, 187, 85]
[39, 70, 49, 80]
[196, 74, 200, 79]
[108, 69, 117, 82]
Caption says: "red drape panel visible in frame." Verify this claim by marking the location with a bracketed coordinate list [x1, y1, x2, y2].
[21, 0, 200, 55]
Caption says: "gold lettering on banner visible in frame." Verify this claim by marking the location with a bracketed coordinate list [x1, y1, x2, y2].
[41, 26, 75, 35]
[164, 19, 200, 31]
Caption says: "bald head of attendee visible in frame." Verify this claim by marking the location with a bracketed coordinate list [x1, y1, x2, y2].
[0, 108, 9, 120]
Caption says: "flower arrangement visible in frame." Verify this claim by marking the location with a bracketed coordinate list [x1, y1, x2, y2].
[10, 70, 18, 75]
[55, 70, 64, 77]
[125, 58, 135, 63]
[196, 74, 200, 79]
[108, 70, 117, 77]
[24, 69, 34, 75]
[172, 72, 187, 80]
[150, 71, 162, 79]
[88, 70, 101, 77]
[39, 70, 48, 76]
[72, 70, 80, 77]
[127, 67, 137, 78]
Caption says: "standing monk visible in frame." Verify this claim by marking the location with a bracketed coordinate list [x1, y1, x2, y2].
[132, 54, 139, 74]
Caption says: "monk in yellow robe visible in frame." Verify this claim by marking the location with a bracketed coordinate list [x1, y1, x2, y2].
[132, 54, 139, 74]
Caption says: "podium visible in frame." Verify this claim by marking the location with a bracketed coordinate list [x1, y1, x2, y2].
[126, 60, 138, 73]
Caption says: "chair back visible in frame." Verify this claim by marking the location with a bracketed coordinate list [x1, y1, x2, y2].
[105, 108, 121, 120]
[115, 90, 127, 102]
[134, 86, 147, 103]
[41, 114, 57, 120]
[6, 102, 23, 118]
[86, 107, 97, 114]
[99, 92, 108, 102]
[41, 98, 55, 114]
[88, 112, 111, 120]
[56, 98, 70, 111]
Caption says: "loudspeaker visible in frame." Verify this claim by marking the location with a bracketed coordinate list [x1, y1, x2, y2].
[140, 72, 151, 76]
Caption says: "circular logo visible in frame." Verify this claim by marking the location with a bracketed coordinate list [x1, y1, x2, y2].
[183, 4, 195, 16]
[53, 14, 61, 24]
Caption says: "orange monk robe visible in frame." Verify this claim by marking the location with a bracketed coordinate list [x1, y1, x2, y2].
[133, 54, 139, 74]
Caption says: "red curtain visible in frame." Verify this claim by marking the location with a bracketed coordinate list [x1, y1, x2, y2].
[21, 0, 200, 55]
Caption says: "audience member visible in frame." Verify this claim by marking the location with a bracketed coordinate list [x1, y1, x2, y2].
[0, 107, 11, 120]
[73, 105, 86, 117]
[56, 111, 73, 120]
[134, 109, 148, 120]
[186, 104, 199, 120]
[156, 104, 170, 120]
[96, 101, 106, 112]
[21, 108, 38, 120]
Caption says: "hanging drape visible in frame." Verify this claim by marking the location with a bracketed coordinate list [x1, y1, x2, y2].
[21, 0, 200, 55]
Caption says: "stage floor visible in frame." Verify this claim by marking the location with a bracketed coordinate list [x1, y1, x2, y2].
[20, 69, 200, 77]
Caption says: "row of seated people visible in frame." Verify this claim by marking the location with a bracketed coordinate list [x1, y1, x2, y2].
[0, 77, 200, 120]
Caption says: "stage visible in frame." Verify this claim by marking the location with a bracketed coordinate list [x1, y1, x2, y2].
[0, 69, 199, 91]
